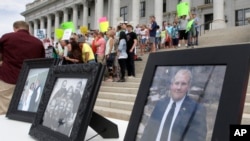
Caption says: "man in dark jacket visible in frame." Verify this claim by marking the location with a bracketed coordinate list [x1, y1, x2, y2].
[0, 20, 45, 114]
[141, 69, 207, 141]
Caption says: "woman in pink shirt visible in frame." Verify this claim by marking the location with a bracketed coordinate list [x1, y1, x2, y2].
[95, 32, 106, 64]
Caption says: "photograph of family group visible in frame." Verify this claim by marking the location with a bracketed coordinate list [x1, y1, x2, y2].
[42, 78, 87, 136]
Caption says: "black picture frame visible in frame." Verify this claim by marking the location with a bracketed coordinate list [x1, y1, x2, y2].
[29, 63, 105, 141]
[6, 58, 57, 123]
[124, 44, 250, 141]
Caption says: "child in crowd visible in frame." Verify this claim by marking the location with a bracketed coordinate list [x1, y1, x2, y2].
[156, 25, 161, 50]
[139, 24, 148, 55]
[166, 23, 173, 48]
[171, 22, 179, 48]
[160, 26, 166, 49]
[165, 32, 171, 49]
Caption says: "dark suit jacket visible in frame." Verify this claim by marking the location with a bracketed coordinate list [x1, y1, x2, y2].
[141, 96, 207, 141]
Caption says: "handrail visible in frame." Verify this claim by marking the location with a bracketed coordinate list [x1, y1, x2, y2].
[199, 20, 213, 36]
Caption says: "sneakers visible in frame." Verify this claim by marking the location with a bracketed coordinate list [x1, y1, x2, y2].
[185, 44, 188, 47]
[128, 76, 135, 79]
[178, 44, 181, 47]
[117, 79, 125, 82]
[105, 78, 113, 82]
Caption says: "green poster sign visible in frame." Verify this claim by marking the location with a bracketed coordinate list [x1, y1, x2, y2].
[186, 19, 195, 32]
[177, 2, 190, 17]
[61, 21, 75, 32]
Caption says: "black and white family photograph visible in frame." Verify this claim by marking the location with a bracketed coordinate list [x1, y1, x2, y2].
[17, 68, 49, 112]
[136, 66, 227, 141]
[42, 78, 87, 137]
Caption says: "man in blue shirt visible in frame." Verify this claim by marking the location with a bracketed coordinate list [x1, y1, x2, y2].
[148, 16, 158, 52]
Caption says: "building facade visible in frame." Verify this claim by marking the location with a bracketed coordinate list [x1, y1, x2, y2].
[22, 0, 250, 39]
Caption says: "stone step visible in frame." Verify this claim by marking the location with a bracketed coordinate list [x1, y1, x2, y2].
[242, 113, 250, 124]
[95, 99, 134, 111]
[243, 103, 250, 114]
[247, 86, 250, 93]
[94, 106, 131, 121]
[99, 86, 138, 94]
[95, 26, 250, 124]
[245, 94, 250, 103]
[97, 92, 136, 102]
[135, 61, 147, 67]
[123, 77, 142, 83]
[101, 81, 141, 88]
[202, 25, 250, 36]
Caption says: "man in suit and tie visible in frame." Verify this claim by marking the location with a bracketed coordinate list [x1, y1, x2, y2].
[141, 69, 207, 141]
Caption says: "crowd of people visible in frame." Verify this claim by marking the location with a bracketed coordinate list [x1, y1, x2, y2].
[45, 13, 199, 83]
[0, 11, 199, 115]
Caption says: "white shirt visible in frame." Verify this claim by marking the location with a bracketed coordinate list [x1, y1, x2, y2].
[140, 29, 148, 39]
[156, 95, 186, 141]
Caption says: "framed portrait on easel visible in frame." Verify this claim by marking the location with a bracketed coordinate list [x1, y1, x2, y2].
[125, 44, 250, 141]
[29, 63, 105, 141]
[6, 58, 57, 123]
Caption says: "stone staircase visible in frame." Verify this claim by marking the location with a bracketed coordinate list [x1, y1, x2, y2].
[93, 25, 250, 124]
[94, 60, 145, 120]
[199, 25, 250, 47]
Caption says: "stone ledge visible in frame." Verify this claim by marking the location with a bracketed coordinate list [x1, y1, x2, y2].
[197, 3, 213, 10]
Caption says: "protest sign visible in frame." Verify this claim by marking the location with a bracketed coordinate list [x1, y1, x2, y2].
[55, 28, 64, 40]
[99, 21, 109, 32]
[186, 19, 195, 32]
[80, 26, 88, 34]
[99, 17, 107, 23]
[177, 2, 189, 17]
[61, 29, 72, 40]
[34, 29, 46, 40]
[61, 21, 75, 32]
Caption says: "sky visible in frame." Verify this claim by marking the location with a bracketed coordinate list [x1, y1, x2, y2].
[0, 0, 34, 37]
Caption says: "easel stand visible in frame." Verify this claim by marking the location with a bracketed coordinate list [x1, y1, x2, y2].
[89, 112, 119, 139]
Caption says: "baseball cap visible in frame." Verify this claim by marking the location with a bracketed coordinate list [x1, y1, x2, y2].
[78, 36, 85, 43]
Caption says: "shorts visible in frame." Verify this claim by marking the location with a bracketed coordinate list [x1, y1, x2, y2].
[189, 26, 197, 37]
[106, 53, 116, 68]
[165, 41, 170, 46]
[156, 37, 161, 44]
[172, 38, 179, 46]
[140, 38, 147, 44]
[148, 37, 156, 44]
[179, 30, 188, 40]
[161, 38, 165, 44]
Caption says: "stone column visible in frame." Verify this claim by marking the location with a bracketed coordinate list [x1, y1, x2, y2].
[34, 20, 38, 35]
[55, 12, 60, 29]
[72, 4, 78, 31]
[63, 8, 68, 22]
[212, 0, 226, 29]
[95, 0, 104, 30]
[28, 21, 34, 35]
[54, 11, 60, 40]
[112, 0, 120, 27]
[131, 0, 140, 27]
[47, 15, 52, 39]
[40, 17, 45, 29]
[83, 2, 88, 26]
[154, 0, 163, 28]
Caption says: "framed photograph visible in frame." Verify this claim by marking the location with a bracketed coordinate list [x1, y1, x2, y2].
[124, 44, 250, 141]
[29, 63, 105, 141]
[6, 58, 56, 123]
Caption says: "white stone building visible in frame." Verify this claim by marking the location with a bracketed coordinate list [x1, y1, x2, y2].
[22, 0, 250, 38]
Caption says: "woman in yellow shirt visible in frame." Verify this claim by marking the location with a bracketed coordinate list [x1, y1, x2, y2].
[78, 36, 96, 63]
